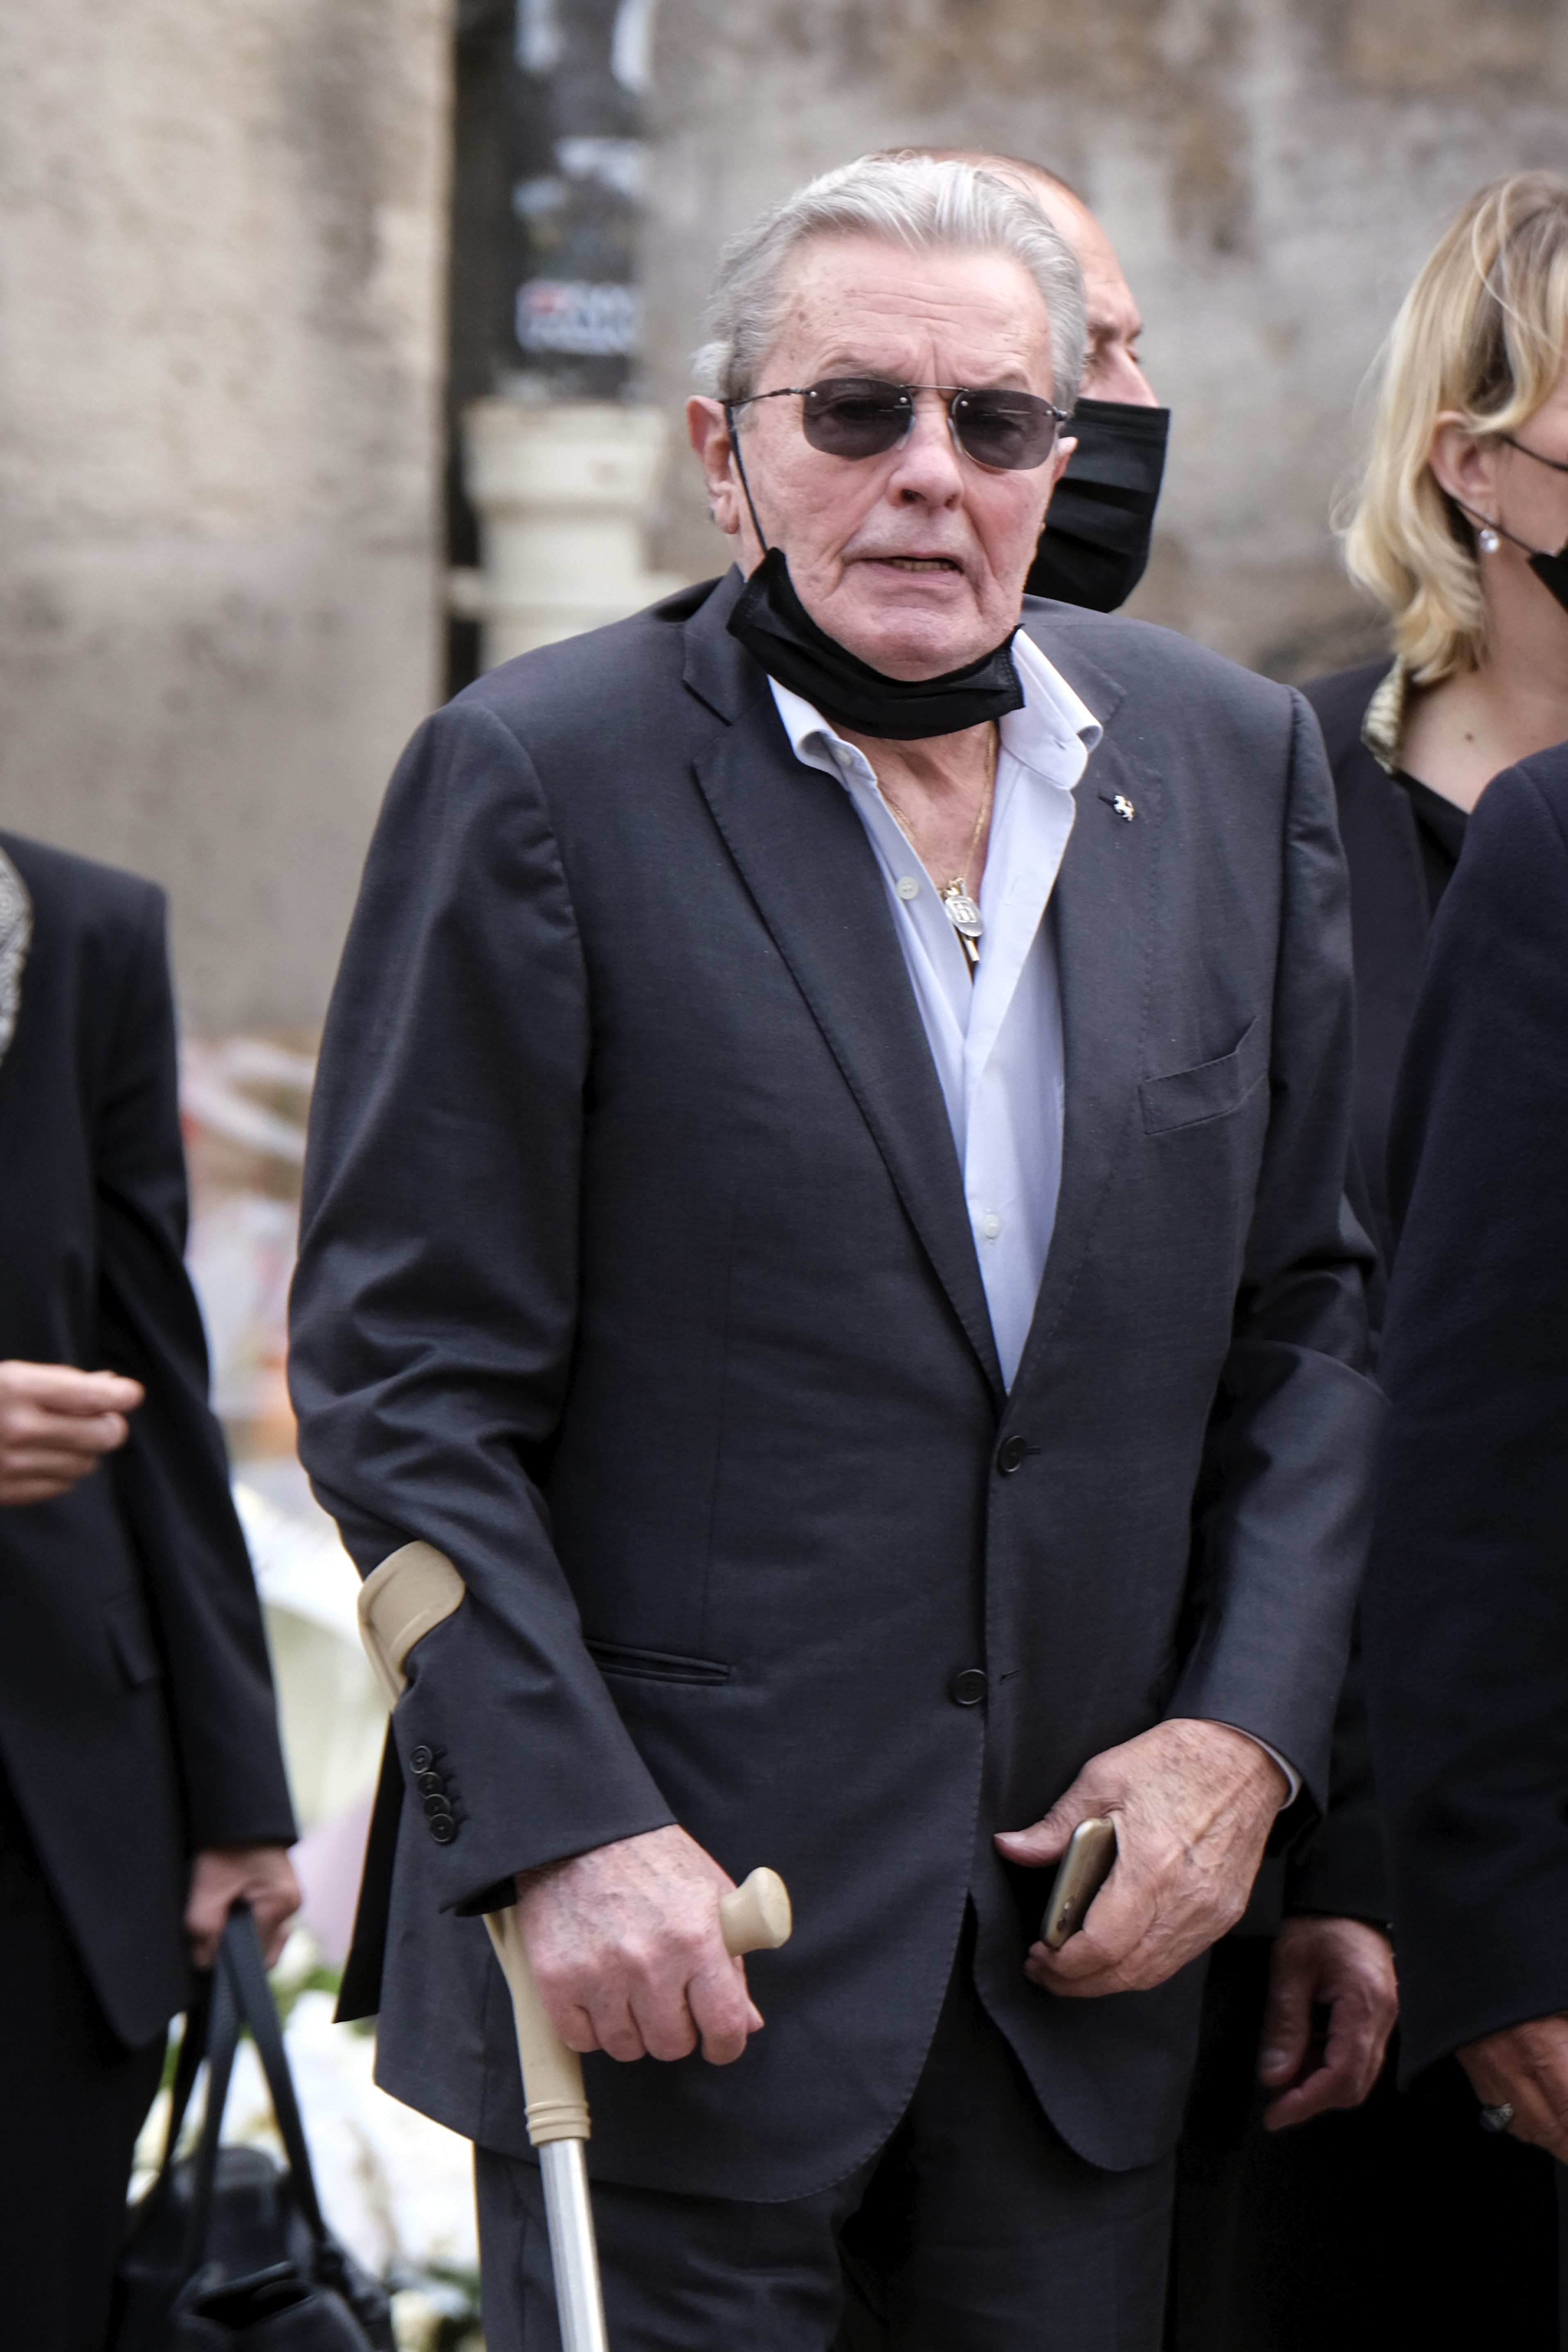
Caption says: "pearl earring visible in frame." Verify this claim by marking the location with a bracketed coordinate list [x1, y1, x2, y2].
[1478, 524, 1501, 554]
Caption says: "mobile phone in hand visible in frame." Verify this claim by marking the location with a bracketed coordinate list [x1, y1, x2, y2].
[1040, 1816, 1117, 1949]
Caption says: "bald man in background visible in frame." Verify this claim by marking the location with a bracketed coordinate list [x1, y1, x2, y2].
[893, 150, 1400, 2348]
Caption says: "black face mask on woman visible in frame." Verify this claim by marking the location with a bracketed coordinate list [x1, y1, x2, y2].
[1025, 397, 1171, 613]
[1459, 436, 1568, 615]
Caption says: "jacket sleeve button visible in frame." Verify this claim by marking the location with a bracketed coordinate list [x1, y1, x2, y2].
[409, 1745, 435, 1774]
[429, 1815, 457, 1844]
[416, 1771, 446, 1798]
[951, 1668, 988, 1707]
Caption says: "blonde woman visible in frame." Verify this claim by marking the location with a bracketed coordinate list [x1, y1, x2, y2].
[1244, 171, 1568, 2352]
[1308, 170, 1568, 1267]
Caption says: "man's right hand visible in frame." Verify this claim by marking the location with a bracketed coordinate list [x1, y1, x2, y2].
[1459, 2014, 1568, 2161]
[515, 1823, 765, 2066]
[0, 1361, 144, 1506]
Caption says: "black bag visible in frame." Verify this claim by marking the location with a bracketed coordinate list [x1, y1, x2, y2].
[112, 1905, 395, 2350]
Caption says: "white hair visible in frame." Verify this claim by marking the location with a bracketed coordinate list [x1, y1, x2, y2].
[692, 154, 1087, 413]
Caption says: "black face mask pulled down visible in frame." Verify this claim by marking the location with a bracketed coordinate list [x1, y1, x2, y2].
[727, 545, 1025, 740]
[1025, 397, 1171, 613]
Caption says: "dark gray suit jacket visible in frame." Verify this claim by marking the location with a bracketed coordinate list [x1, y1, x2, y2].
[290, 571, 1380, 2193]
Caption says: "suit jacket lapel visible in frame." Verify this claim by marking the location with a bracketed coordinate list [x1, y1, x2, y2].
[1010, 627, 1160, 1395]
[683, 583, 1004, 1398]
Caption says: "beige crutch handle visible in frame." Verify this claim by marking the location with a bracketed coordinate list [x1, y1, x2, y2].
[356, 1541, 793, 2146]
[485, 1866, 792, 2145]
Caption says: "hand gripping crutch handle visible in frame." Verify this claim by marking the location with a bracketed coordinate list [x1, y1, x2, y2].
[354, 1543, 792, 2349]
[483, 1866, 793, 2147]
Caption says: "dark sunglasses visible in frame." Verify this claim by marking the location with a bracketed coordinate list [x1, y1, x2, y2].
[728, 376, 1069, 471]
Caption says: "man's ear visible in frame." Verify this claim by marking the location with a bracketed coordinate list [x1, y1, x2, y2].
[688, 397, 744, 539]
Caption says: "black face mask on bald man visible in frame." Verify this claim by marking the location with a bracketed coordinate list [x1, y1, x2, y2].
[1025, 398, 1170, 614]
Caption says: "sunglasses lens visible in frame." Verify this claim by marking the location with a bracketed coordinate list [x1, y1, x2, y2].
[800, 379, 912, 459]
[952, 391, 1059, 470]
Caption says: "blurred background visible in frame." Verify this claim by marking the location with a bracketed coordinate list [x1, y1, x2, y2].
[5, 0, 1567, 2330]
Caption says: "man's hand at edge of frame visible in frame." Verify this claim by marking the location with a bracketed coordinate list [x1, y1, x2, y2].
[1459, 2014, 1568, 2164]
[994, 1717, 1287, 1998]
[1256, 1913, 1397, 2128]
[515, 1822, 765, 2066]
[0, 1360, 143, 1506]
[185, 1843, 302, 1971]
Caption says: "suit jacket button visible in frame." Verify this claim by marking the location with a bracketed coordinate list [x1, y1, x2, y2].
[996, 1435, 1029, 1475]
[416, 1771, 446, 1798]
[409, 1745, 435, 1774]
[951, 1668, 988, 1707]
[429, 1815, 457, 1844]
[423, 1791, 454, 1819]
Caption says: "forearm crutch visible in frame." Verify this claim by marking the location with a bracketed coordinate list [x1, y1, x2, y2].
[357, 1542, 793, 2352]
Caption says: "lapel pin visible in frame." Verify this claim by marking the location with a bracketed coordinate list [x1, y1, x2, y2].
[1106, 793, 1136, 823]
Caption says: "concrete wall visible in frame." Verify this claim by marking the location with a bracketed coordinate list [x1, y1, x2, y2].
[0, 0, 451, 1029]
[640, 0, 1568, 681]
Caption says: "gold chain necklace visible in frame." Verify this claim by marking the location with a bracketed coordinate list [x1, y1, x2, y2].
[876, 729, 997, 971]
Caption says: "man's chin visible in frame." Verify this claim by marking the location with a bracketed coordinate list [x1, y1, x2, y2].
[824, 590, 1006, 681]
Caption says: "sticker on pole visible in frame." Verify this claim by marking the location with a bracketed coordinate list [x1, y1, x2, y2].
[517, 280, 640, 357]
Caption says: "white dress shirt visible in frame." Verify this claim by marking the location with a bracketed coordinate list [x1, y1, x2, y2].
[770, 630, 1097, 1391]
[767, 633, 1301, 1807]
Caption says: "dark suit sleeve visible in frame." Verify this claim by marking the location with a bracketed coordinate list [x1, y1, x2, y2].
[1169, 690, 1383, 1818]
[94, 883, 295, 1852]
[1364, 753, 1568, 2076]
[1282, 1628, 1386, 1920]
[289, 699, 676, 1913]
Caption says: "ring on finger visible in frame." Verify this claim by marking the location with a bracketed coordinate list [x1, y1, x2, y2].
[1479, 2101, 1515, 2134]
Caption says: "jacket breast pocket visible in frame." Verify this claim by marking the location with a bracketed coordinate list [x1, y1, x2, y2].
[105, 1590, 164, 1689]
[585, 1639, 732, 1687]
[1140, 1016, 1267, 1135]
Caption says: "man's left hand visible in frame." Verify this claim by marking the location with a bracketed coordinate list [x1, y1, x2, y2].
[994, 1718, 1286, 1997]
[185, 1843, 301, 1970]
[1256, 1914, 1397, 2127]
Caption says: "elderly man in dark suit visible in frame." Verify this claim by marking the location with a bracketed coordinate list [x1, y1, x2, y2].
[0, 833, 297, 2352]
[290, 154, 1380, 2350]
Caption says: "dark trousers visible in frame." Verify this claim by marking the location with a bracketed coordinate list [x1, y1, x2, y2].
[0, 1766, 166, 2352]
[1169, 1935, 1560, 2351]
[477, 1928, 1172, 2352]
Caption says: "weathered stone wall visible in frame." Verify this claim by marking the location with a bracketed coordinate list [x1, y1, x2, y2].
[0, 0, 451, 1028]
[641, 0, 1568, 680]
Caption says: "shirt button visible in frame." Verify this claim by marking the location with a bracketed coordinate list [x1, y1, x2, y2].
[895, 874, 920, 900]
[951, 1668, 988, 1707]
[996, 1434, 1030, 1475]
[980, 1212, 1002, 1239]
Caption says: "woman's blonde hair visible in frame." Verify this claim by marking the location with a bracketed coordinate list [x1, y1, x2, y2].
[1344, 171, 1568, 683]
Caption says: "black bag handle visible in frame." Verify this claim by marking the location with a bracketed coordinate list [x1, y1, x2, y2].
[178, 1936, 245, 2282]
[118, 1973, 213, 2254]
[216, 1903, 332, 2247]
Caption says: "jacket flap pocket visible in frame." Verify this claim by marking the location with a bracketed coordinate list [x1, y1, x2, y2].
[1140, 1016, 1266, 1135]
[106, 1591, 163, 1688]
[586, 1639, 732, 1686]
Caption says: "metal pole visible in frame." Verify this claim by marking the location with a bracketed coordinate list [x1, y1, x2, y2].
[540, 2139, 611, 2352]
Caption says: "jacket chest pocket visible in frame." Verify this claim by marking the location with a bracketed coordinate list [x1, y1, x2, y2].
[1139, 1016, 1266, 1135]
